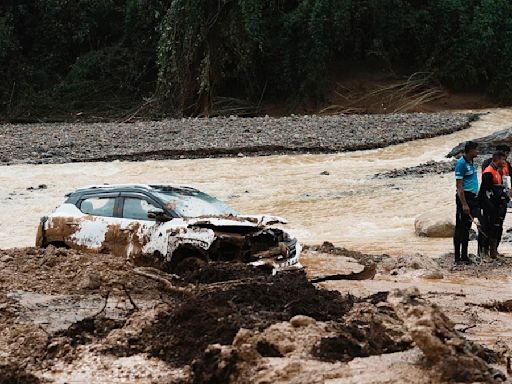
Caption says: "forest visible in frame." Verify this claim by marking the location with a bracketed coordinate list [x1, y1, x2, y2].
[1, 0, 511, 119]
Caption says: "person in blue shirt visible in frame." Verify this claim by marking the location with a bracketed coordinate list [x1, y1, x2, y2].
[453, 141, 479, 265]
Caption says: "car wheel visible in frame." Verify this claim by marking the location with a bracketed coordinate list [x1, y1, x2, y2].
[173, 256, 207, 275]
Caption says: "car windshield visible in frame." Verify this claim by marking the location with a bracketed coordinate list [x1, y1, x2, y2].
[154, 189, 238, 217]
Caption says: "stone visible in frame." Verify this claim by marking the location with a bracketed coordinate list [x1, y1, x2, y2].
[289, 315, 316, 328]
[415, 211, 455, 238]
[78, 273, 102, 290]
[0, 255, 13, 263]
[419, 270, 444, 279]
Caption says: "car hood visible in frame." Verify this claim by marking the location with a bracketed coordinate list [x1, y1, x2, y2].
[184, 214, 287, 228]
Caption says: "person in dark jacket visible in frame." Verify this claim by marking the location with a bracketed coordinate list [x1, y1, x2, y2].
[478, 151, 510, 259]
[481, 144, 512, 248]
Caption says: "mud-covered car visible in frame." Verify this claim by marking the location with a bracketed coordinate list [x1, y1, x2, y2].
[36, 184, 301, 273]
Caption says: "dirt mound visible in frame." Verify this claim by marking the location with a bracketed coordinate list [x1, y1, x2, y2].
[181, 262, 272, 284]
[381, 253, 441, 275]
[190, 288, 506, 383]
[0, 246, 164, 296]
[105, 269, 354, 366]
[305, 242, 389, 266]
[313, 302, 412, 362]
[389, 288, 506, 383]
[57, 316, 126, 347]
[0, 364, 40, 384]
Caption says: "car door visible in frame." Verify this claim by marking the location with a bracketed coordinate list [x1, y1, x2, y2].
[118, 193, 165, 259]
[71, 192, 131, 256]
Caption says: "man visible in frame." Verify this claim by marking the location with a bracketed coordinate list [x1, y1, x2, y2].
[481, 144, 511, 174]
[478, 152, 510, 259]
[481, 144, 511, 247]
[454, 141, 479, 265]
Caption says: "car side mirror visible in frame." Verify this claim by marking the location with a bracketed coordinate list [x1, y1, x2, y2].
[148, 208, 172, 222]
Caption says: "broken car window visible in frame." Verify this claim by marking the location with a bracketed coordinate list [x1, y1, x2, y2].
[80, 197, 116, 217]
[123, 198, 159, 220]
[155, 190, 237, 217]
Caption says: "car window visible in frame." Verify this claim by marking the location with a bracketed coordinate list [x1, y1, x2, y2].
[80, 197, 116, 217]
[123, 197, 159, 220]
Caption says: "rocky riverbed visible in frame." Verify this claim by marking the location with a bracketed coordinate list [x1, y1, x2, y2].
[374, 160, 457, 178]
[0, 112, 476, 164]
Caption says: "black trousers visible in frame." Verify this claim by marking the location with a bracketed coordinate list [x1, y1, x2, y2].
[454, 192, 479, 260]
[479, 201, 507, 258]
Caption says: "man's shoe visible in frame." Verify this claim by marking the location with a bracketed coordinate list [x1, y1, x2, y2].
[455, 259, 464, 266]
[461, 257, 473, 265]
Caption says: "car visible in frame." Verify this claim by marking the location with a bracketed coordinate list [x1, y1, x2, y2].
[36, 184, 302, 273]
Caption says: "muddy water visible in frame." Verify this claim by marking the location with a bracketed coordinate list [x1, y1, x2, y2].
[1, 109, 512, 257]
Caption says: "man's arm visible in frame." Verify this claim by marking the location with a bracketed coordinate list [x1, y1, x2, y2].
[479, 173, 495, 212]
[456, 179, 470, 215]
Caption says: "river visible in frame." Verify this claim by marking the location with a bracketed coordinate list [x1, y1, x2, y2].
[1, 108, 512, 257]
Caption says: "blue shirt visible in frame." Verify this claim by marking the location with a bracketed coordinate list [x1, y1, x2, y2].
[455, 156, 478, 194]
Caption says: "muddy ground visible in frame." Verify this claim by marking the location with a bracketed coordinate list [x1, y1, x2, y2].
[0, 112, 476, 165]
[1, 244, 511, 383]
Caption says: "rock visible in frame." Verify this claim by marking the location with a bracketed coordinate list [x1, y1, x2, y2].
[320, 171, 330, 175]
[0, 255, 13, 263]
[289, 315, 316, 328]
[415, 212, 455, 238]
[78, 273, 102, 290]
[447, 124, 512, 158]
[419, 270, 444, 280]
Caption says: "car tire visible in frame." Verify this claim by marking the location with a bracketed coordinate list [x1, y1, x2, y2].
[173, 256, 207, 275]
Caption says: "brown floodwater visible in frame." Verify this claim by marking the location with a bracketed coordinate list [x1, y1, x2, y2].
[1, 108, 512, 258]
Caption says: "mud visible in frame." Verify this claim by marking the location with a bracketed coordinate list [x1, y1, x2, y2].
[2, 245, 509, 383]
[105, 269, 354, 366]
[481, 300, 512, 313]
[0, 365, 40, 384]
[389, 288, 506, 382]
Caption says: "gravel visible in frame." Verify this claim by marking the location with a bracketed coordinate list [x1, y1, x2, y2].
[0, 112, 477, 165]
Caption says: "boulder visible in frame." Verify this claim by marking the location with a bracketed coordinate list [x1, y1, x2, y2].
[447, 126, 512, 158]
[415, 212, 455, 238]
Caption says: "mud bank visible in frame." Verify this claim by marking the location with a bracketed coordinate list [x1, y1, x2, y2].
[375, 160, 456, 179]
[0, 246, 509, 383]
[0, 112, 476, 164]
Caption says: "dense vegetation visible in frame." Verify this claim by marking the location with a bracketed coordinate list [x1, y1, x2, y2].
[1, 0, 512, 119]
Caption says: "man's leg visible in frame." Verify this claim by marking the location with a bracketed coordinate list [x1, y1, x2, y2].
[460, 193, 478, 263]
[479, 211, 490, 259]
[496, 204, 507, 249]
[454, 195, 463, 262]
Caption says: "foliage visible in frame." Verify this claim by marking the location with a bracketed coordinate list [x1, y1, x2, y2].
[1, 0, 512, 119]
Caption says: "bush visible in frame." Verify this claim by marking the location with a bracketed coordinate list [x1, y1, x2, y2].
[1, 0, 512, 119]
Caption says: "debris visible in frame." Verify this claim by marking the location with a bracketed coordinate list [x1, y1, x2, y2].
[26, 184, 48, 191]
[320, 171, 330, 175]
[310, 263, 376, 283]
[388, 288, 506, 383]
[480, 299, 512, 313]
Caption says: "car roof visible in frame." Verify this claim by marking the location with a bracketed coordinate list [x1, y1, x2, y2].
[68, 184, 200, 197]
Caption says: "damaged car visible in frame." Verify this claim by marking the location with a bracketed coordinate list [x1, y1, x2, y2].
[36, 184, 302, 273]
